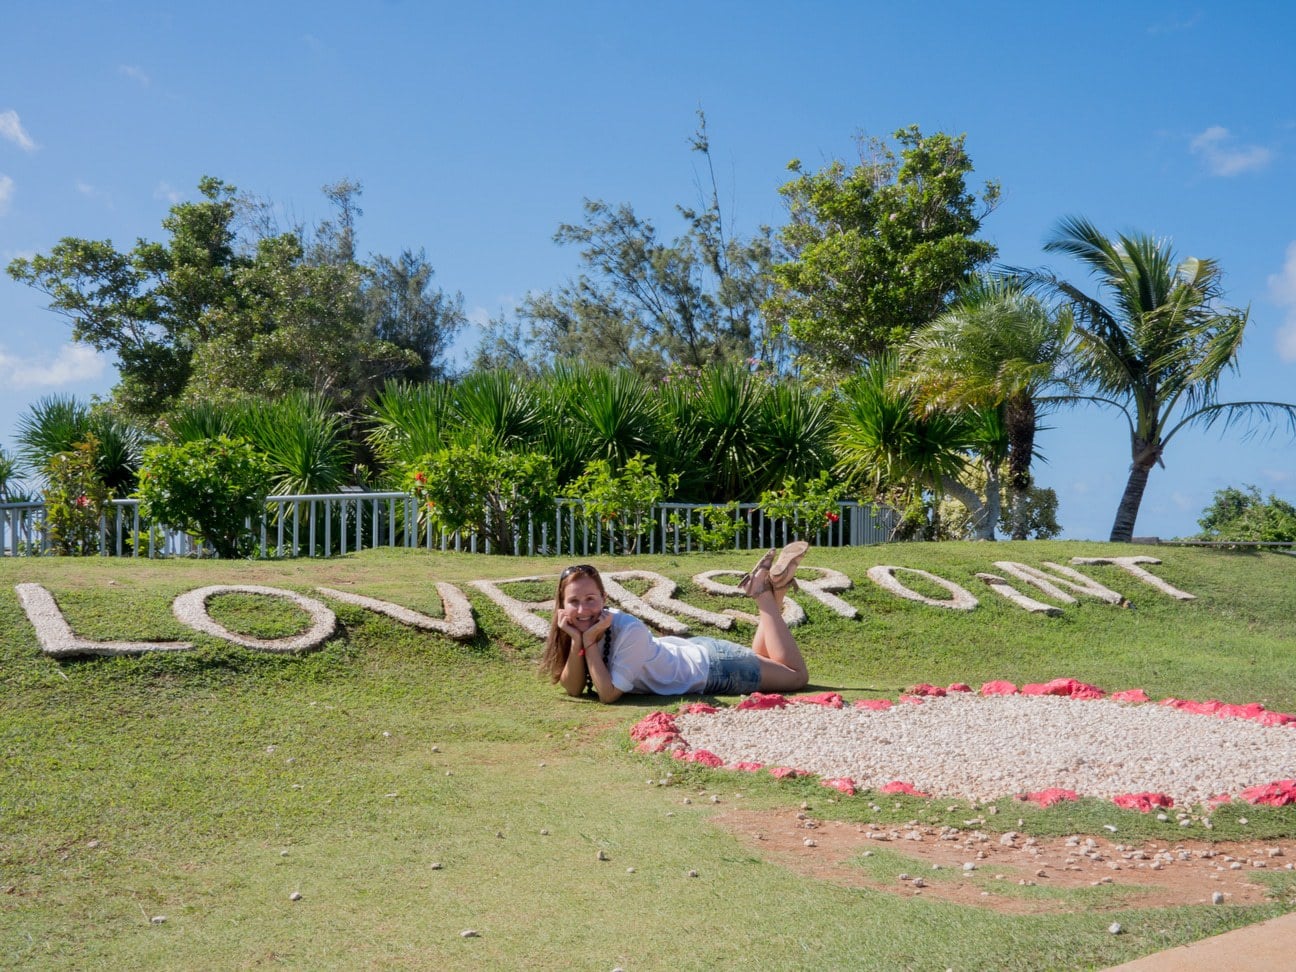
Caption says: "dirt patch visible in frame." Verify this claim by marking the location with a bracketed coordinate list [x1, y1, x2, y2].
[714, 807, 1296, 914]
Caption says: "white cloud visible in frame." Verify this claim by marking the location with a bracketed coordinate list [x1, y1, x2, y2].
[1269, 241, 1296, 363]
[0, 343, 109, 388]
[153, 181, 183, 204]
[0, 109, 37, 151]
[119, 64, 150, 85]
[1148, 12, 1202, 35]
[0, 173, 13, 214]
[1189, 126, 1274, 176]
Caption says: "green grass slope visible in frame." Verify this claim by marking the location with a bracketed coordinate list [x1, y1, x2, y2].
[2, 543, 1294, 970]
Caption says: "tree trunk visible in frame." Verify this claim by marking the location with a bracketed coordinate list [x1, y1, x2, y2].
[1109, 463, 1153, 542]
[1006, 396, 1036, 541]
[940, 473, 996, 540]
[1109, 436, 1162, 543]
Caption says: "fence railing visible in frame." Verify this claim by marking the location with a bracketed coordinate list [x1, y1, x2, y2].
[1, 493, 898, 559]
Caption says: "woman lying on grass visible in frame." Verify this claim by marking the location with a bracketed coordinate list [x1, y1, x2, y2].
[539, 543, 811, 702]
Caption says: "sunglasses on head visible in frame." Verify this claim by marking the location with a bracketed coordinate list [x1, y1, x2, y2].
[560, 564, 598, 579]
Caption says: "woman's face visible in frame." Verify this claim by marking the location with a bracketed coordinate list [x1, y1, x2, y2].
[562, 575, 606, 632]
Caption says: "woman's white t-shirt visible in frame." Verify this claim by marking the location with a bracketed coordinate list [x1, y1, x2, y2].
[604, 610, 709, 695]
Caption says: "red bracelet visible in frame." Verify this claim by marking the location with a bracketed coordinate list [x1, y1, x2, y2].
[578, 648, 586, 657]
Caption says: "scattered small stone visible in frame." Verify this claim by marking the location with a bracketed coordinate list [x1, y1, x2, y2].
[1156, 813, 1169, 822]
[538, 761, 546, 767]
[1268, 847, 1284, 858]
[803, 838, 817, 847]
[862, 851, 873, 857]
[289, 891, 302, 901]
[687, 869, 698, 878]
[1212, 891, 1225, 905]
[445, 771, 453, 777]
[496, 831, 505, 839]
[430, 745, 440, 753]
[897, 873, 912, 882]
[266, 746, 276, 754]
[1180, 818, 1192, 827]
[1035, 869, 1047, 878]
[1108, 922, 1122, 935]
[912, 878, 927, 888]
[1239, 818, 1248, 825]
[963, 862, 977, 872]
[1103, 825, 1118, 832]
[280, 850, 289, 857]
[460, 929, 480, 938]
[431, 862, 443, 870]
[597, 850, 610, 862]
[1229, 862, 1243, 870]
[987, 806, 998, 815]
[382, 731, 391, 737]
[540, 829, 549, 836]
[150, 915, 166, 925]
[86, 840, 100, 849]
[626, 867, 635, 874]
[710, 795, 720, 804]
[384, 792, 399, 799]
[665, 812, 675, 817]
[683, 798, 692, 805]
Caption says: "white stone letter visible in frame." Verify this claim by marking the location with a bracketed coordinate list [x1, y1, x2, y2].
[16, 583, 192, 657]
[866, 566, 978, 611]
[172, 585, 336, 654]
[317, 583, 477, 640]
[1069, 556, 1196, 601]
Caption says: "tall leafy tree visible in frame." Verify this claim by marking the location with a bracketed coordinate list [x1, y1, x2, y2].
[902, 277, 1072, 539]
[766, 126, 1000, 374]
[1027, 217, 1296, 542]
[499, 113, 778, 377]
[365, 249, 467, 382]
[8, 177, 243, 417]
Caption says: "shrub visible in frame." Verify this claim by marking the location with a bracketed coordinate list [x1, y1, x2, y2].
[668, 501, 742, 552]
[42, 437, 111, 555]
[569, 454, 678, 554]
[406, 443, 557, 555]
[1196, 485, 1296, 543]
[136, 436, 274, 558]
[758, 471, 849, 544]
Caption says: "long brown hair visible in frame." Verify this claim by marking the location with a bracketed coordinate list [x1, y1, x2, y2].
[538, 564, 605, 682]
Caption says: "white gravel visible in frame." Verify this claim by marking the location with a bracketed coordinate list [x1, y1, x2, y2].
[674, 694, 1296, 807]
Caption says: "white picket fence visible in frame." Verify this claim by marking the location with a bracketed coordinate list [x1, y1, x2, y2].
[1, 492, 898, 559]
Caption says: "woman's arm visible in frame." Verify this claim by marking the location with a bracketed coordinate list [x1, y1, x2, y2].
[581, 611, 623, 703]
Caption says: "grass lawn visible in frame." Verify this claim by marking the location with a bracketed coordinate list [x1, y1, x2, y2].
[2, 542, 1295, 970]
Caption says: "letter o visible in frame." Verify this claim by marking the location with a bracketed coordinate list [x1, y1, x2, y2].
[172, 585, 337, 653]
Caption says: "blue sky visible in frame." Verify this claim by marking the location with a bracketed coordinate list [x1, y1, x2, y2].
[2, 0, 1294, 540]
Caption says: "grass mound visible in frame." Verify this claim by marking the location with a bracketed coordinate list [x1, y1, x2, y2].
[3, 542, 1294, 969]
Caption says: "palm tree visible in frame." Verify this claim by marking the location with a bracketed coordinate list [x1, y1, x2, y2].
[833, 356, 1007, 539]
[903, 277, 1072, 539]
[1029, 217, 1296, 542]
[15, 395, 144, 494]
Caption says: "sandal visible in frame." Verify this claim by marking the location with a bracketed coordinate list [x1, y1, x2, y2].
[738, 566, 774, 599]
[737, 549, 775, 593]
[769, 541, 809, 592]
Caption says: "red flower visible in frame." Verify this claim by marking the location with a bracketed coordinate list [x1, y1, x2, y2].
[825, 511, 840, 523]
[414, 471, 427, 484]
[75, 495, 89, 508]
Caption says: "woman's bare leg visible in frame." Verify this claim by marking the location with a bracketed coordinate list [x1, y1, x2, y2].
[746, 570, 808, 691]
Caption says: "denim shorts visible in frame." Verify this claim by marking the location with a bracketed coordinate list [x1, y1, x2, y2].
[692, 637, 763, 695]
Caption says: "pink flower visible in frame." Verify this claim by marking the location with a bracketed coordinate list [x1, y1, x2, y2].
[1111, 688, 1150, 703]
[75, 495, 89, 508]
[793, 692, 844, 708]
[673, 749, 724, 768]
[768, 767, 806, 779]
[854, 699, 893, 711]
[879, 781, 930, 798]
[821, 777, 857, 795]
[906, 683, 947, 697]
[1239, 779, 1296, 807]
[980, 680, 1018, 696]
[737, 693, 788, 710]
[630, 712, 680, 740]
[1113, 792, 1174, 812]
[1018, 788, 1079, 808]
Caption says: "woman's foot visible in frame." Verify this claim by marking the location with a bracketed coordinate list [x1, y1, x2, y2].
[737, 549, 775, 592]
[769, 541, 809, 592]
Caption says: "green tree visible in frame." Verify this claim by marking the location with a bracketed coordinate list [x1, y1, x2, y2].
[365, 248, 467, 382]
[15, 394, 143, 494]
[902, 277, 1072, 539]
[1196, 485, 1296, 543]
[766, 126, 1000, 374]
[42, 438, 111, 556]
[1027, 217, 1296, 542]
[499, 113, 778, 376]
